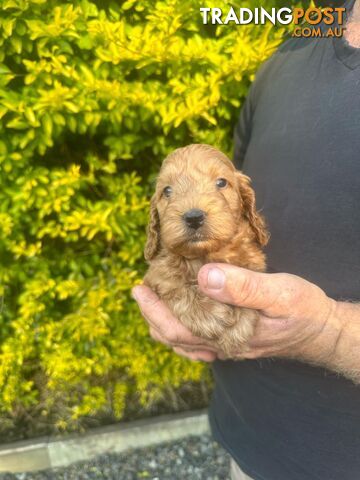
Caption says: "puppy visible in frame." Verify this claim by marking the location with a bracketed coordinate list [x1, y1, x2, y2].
[143, 144, 269, 358]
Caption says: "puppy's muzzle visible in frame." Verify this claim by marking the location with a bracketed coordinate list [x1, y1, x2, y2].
[183, 209, 206, 230]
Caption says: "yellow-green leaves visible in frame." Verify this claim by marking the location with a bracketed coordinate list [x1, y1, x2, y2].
[0, 0, 295, 435]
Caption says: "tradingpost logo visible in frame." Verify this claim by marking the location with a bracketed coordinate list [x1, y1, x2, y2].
[200, 6, 346, 38]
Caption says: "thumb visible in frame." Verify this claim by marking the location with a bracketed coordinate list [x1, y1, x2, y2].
[197, 264, 323, 318]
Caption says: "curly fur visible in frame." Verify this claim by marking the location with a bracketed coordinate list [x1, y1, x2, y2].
[143, 144, 269, 357]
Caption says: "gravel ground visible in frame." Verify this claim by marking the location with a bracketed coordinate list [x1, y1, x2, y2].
[0, 434, 231, 480]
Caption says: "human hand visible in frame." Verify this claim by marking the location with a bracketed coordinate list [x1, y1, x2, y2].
[132, 285, 218, 362]
[133, 264, 341, 364]
[134, 265, 358, 380]
[197, 264, 340, 362]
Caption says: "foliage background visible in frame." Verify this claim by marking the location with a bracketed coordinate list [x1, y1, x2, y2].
[0, 0, 295, 440]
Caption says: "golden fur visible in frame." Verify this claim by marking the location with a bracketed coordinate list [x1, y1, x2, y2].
[143, 144, 269, 357]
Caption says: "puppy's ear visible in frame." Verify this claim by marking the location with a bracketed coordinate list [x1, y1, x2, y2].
[144, 194, 161, 261]
[236, 172, 269, 247]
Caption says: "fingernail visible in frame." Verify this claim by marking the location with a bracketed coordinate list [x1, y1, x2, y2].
[207, 268, 225, 289]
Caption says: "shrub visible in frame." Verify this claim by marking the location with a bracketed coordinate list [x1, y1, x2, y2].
[0, 0, 288, 437]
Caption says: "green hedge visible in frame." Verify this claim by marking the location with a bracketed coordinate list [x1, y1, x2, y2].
[0, 0, 289, 437]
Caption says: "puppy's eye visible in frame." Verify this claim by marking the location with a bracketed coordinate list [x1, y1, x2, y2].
[216, 178, 228, 189]
[163, 186, 172, 198]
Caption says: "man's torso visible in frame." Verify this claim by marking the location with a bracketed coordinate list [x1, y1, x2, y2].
[211, 11, 360, 480]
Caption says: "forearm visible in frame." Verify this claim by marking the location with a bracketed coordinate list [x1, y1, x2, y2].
[303, 301, 360, 383]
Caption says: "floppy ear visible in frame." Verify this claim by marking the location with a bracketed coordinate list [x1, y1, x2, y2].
[236, 172, 269, 247]
[144, 194, 161, 261]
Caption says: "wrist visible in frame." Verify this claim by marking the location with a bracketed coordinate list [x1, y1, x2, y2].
[296, 298, 344, 366]
[300, 300, 359, 381]
[321, 301, 359, 381]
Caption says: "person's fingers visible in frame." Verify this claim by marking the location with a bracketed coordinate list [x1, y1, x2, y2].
[133, 285, 216, 347]
[149, 326, 218, 355]
[149, 326, 169, 345]
[132, 285, 174, 330]
[197, 264, 329, 318]
[173, 346, 217, 362]
[149, 325, 217, 360]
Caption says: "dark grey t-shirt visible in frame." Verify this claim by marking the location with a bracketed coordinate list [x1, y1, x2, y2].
[210, 7, 360, 480]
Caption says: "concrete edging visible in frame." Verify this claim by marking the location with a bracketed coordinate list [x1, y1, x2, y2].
[0, 410, 210, 473]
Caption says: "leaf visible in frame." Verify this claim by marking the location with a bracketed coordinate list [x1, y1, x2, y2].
[42, 113, 53, 136]
[6, 117, 29, 129]
[0, 0, 289, 434]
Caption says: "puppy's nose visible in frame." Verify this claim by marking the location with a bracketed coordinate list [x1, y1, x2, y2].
[183, 209, 205, 229]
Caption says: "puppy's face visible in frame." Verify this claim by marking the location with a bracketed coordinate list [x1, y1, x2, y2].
[145, 144, 267, 260]
[156, 151, 240, 257]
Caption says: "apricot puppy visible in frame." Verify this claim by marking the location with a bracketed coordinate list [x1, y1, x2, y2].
[143, 144, 269, 357]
